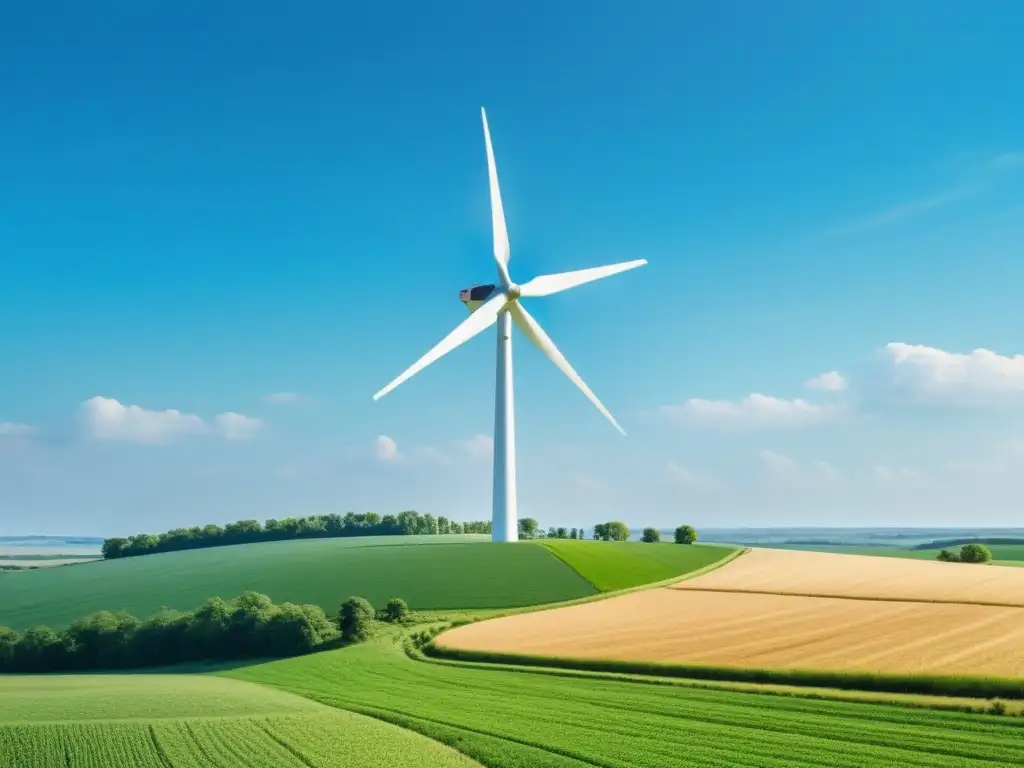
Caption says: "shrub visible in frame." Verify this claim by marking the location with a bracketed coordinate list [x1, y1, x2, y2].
[936, 549, 959, 562]
[640, 528, 661, 543]
[339, 596, 376, 642]
[959, 543, 993, 564]
[382, 597, 410, 623]
[988, 699, 1007, 716]
[674, 525, 698, 545]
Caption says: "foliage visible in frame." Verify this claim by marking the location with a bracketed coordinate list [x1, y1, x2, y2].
[225, 629, 1024, 768]
[592, 521, 630, 541]
[339, 597, 376, 642]
[959, 543, 993, 564]
[0, 537, 595, 631]
[640, 527, 661, 543]
[0, 591, 339, 674]
[538, 540, 735, 592]
[382, 597, 410, 623]
[674, 525, 698, 545]
[936, 548, 959, 562]
[517, 518, 539, 539]
[101, 510, 493, 560]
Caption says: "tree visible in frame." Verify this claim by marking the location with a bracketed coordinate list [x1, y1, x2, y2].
[959, 543, 993, 564]
[593, 523, 609, 541]
[339, 597, 376, 642]
[674, 525, 698, 545]
[0, 626, 19, 671]
[641, 527, 661, 543]
[382, 597, 410, 623]
[606, 522, 630, 541]
[556, 527, 568, 539]
[101, 537, 128, 559]
[936, 548, 959, 562]
[570, 528, 578, 540]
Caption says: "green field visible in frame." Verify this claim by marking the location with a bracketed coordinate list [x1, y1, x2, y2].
[539, 540, 736, 591]
[222, 633, 1024, 767]
[0, 673, 478, 767]
[746, 543, 1024, 562]
[0, 536, 598, 631]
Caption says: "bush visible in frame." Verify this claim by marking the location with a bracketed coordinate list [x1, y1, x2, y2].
[382, 597, 410, 623]
[988, 699, 1007, 716]
[339, 596, 376, 642]
[936, 549, 959, 562]
[959, 543, 993, 564]
[674, 525, 698, 545]
[640, 528, 661, 543]
[593, 522, 630, 541]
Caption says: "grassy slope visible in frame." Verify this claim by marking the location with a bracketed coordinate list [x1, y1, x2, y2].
[536, 540, 736, 591]
[223, 634, 1024, 768]
[0, 673, 478, 767]
[0, 536, 596, 631]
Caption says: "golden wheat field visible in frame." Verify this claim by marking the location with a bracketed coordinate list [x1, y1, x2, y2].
[437, 549, 1024, 677]
[670, 547, 1024, 606]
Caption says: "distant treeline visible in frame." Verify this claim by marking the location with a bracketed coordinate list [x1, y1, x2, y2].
[101, 511, 492, 560]
[0, 591, 339, 674]
[912, 537, 1024, 551]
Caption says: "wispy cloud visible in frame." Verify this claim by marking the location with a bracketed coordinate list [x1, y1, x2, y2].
[263, 392, 314, 405]
[662, 394, 837, 429]
[804, 371, 848, 392]
[666, 461, 719, 489]
[375, 435, 400, 462]
[760, 450, 839, 488]
[79, 397, 263, 444]
[827, 185, 982, 237]
[0, 422, 38, 438]
[984, 152, 1024, 171]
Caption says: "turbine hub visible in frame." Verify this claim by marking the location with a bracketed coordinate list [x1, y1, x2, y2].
[506, 282, 521, 300]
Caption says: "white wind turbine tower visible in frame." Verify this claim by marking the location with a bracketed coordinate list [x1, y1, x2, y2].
[373, 108, 646, 543]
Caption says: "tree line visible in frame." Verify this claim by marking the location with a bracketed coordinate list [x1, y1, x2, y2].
[101, 511, 492, 560]
[936, 543, 993, 564]
[0, 590, 415, 674]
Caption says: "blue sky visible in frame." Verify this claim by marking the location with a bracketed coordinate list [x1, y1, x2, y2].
[3, 2, 1024, 535]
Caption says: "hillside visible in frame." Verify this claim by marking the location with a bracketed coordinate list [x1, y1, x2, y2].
[0, 535, 596, 631]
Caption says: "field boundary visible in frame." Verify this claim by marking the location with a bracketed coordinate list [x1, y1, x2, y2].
[424, 644, 1024, 701]
[670, 585, 1024, 609]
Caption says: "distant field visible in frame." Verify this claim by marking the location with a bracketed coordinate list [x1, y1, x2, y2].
[0, 675, 477, 767]
[675, 547, 1024, 605]
[744, 542, 1024, 563]
[0, 535, 598, 630]
[538, 540, 736, 591]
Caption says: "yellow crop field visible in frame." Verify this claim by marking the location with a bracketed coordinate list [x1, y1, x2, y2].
[670, 547, 1024, 605]
[437, 549, 1024, 677]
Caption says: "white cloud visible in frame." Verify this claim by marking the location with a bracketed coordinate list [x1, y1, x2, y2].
[460, 433, 494, 459]
[760, 450, 839, 488]
[0, 422, 37, 437]
[885, 342, 1024, 401]
[568, 471, 603, 491]
[375, 435, 400, 462]
[828, 186, 981, 236]
[663, 394, 834, 428]
[414, 445, 451, 464]
[666, 461, 718, 489]
[79, 397, 262, 444]
[263, 392, 313, 405]
[214, 412, 264, 441]
[873, 464, 930, 488]
[804, 371, 848, 392]
[80, 397, 207, 444]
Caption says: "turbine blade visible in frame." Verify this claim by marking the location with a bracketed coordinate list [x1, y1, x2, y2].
[481, 107, 511, 271]
[373, 292, 508, 401]
[508, 302, 625, 435]
[519, 259, 647, 298]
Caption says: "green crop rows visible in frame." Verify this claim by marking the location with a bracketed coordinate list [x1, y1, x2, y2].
[0, 536, 596, 630]
[225, 634, 1024, 768]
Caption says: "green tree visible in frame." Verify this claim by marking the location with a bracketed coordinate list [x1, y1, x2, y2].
[339, 596, 376, 642]
[959, 543, 993, 564]
[936, 548, 959, 562]
[674, 525, 698, 544]
[65, 610, 140, 669]
[518, 518, 539, 539]
[641, 527, 661, 543]
[556, 527, 568, 539]
[15, 627, 67, 671]
[101, 537, 128, 559]
[606, 521, 630, 541]
[0, 626, 19, 671]
[266, 603, 339, 656]
[569, 528, 578, 540]
[132, 609, 192, 666]
[382, 597, 410, 623]
[593, 523, 608, 540]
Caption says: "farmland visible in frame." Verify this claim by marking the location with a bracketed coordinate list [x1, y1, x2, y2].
[437, 588, 1024, 677]
[751, 543, 1024, 565]
[0, 673, 479, 767]
[538, 540, 736, 591]
[0, 535, 597, 630]
[222, 631, 1024, 767]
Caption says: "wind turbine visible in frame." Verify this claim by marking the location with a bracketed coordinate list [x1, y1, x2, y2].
[372, 108, 646, 543]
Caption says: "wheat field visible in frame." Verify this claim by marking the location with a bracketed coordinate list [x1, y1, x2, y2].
[437, 548, 1024, 677]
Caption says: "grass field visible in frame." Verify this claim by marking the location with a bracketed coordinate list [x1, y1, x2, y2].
[537, 540, 735, 591]
[437, 588, 1024, 677]
[0, 673, 479, 767]
[221, 632, 1024, 767]
[754, 543, 1024, 563]
[0, 535, 598, 630]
